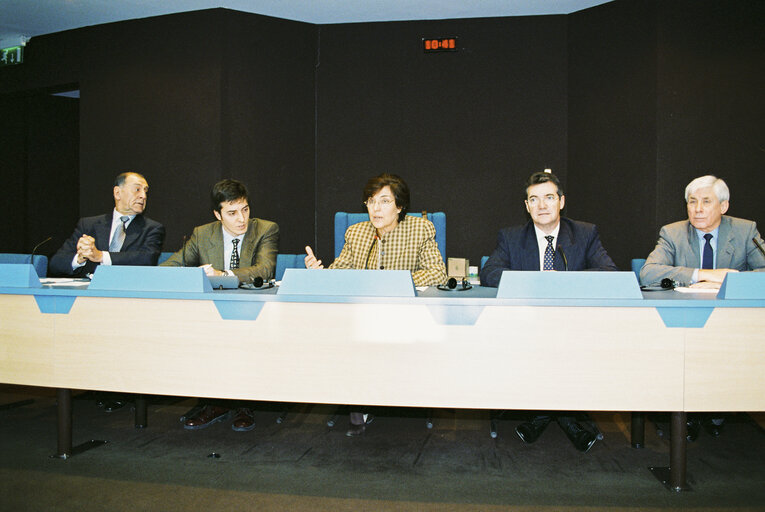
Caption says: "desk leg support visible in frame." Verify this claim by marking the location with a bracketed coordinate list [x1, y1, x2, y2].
[631, 412, 645, 448]
[55, 388, 72, 459]
[669, 411, 688, 491]
[135, 395, 147, 429]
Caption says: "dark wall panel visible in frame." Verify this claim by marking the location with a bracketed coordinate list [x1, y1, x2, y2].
[568, 0, 658, 270]
[656, 0, 765, 233]
[221, 13, 316, 255]
[316, 16, 569, 265]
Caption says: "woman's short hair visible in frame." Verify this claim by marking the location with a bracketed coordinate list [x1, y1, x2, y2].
[363, 173, 410, 222]
[685, 175, 729, 202]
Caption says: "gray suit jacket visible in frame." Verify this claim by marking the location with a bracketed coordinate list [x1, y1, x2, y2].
[639, 215, 765, 286]
[160, 218, 278, 284]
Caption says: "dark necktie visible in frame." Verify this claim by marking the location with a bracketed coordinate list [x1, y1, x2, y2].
[109, 216, 130, 252]
[702, 233, 714, 269]
[543, 235, 555, 270]
[230, 238, 240, 270]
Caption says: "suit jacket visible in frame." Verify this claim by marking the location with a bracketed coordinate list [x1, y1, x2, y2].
[49, 213, 165, 277]
[479, 217, 617, 287]
[160, 218, 279, 284]
[639, 215, 765, 287]
[329, 215, 447, 287]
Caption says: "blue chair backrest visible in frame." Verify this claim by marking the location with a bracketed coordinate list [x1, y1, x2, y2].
[631, 258, 646, 278]
[480, 256, 489, 270]
[0, 253, 48, 278]
[158, 252, 174, 265]
[334, 212, 446, 263]
[275, 253, 306, 281]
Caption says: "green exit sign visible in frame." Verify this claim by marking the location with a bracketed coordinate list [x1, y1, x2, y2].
[1, 46, 24, 66]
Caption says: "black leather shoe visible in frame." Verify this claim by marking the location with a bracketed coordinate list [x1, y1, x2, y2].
[102, 400, 126, 412]
[346, 414, 374, 437]
[231, 408, 255, 432]
[515, 415, 551, 444]
[686, 418, 701, 442]
[184, 405, 230, 430]
[562, 421, 597, 453]
[702, 418, 724, 437]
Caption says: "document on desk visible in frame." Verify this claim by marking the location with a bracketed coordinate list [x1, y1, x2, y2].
[40, 278, 91, 288]
[674, 286, 718, 294]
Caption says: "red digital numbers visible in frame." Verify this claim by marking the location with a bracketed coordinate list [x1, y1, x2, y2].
[423, 37, 457, 52]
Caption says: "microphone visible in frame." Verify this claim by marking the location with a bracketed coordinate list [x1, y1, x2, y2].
[180, 235, 188, 267]
[30, 236, 52, 275]
[660, 278, 679, 289]
[437, 277, 472, 291]
[754, 237, 765, 259]
[253, 276, 264, 287]
[556, 245, 568, 271]
[365, 235, 380, 270]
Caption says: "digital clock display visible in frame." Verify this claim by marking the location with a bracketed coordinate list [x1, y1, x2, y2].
[422, 37, 458, 53]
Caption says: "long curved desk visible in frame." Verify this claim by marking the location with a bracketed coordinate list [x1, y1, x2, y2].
[2, 274, 764, 491]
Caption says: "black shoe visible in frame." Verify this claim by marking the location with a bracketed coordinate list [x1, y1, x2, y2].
[562, 421, 597, 453]
[702, 418, 724, 437]
[102, 400, 126, 412]
[686, 418, 701, 442]
[345, 414, 374, 437]
[515, 415, 551, 444]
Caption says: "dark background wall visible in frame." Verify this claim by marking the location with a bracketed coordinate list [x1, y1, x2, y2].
[1, 0, 763, 271]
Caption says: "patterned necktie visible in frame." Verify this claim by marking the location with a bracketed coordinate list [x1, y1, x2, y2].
[702, 233, 714, 269]
[230, 238, 240, 270]
[543, 235, 555, 270]
[109, 216, 130, 252]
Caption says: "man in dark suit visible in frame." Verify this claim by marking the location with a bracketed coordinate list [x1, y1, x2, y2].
[50, 172, 165, 277]
[640, 175, 765, 440]
[49, 171, 165, 412]
[480, 171, 617, 452]
[161, 179, 279, 431]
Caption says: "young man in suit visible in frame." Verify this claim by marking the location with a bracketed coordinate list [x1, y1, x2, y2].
[640, 174, 765, 440]
[161, 178, 279, 431]
[49, 171, 165, 412]
[480, 171, 617, 452]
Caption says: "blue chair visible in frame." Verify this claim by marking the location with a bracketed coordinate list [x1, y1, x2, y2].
[0, 253, 48, 278]
[158, 252, 174, 265]
[275, 254, 305, 281]
[334, 212, 446, 263]
[631, 258, 646, 278]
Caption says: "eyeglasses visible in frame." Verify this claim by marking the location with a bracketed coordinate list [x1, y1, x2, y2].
[364, 198, 395, 208]
[526, 195, 559, 207]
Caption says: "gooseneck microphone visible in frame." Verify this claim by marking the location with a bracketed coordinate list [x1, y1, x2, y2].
[30, 236, 53, 273]
[754, 237, 765, 259]
[556, 245, 568, 271]
[180, 235, 189, 267]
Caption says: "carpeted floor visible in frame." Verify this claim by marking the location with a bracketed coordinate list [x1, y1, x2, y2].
[1, 385, 764, 511]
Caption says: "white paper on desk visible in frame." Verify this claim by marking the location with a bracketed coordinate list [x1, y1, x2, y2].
[415, 286, 428, 292]
[40, 278, 90, 287]
[674, 286, 719, 294]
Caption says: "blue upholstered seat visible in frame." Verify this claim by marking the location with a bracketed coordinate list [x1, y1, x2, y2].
[0, 253, 48, 278]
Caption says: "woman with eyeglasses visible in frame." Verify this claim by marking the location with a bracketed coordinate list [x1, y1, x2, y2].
[304, 173, 447, 436]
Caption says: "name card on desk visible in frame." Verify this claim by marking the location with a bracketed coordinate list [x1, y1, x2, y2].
[717, 272, 765, 299]
[278, 268, 415, 297]
[496, 271, 642, 299]
[89, 266, 213, 292]
[0, 263, 42, 288]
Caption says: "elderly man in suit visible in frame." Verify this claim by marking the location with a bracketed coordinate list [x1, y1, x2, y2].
[161, 178, 278, 431]
[640, 175, 765, 289]
[640, 174, 765, 440]
[50, 172, 165, 277]
[480, 171, 617, 452]
[50, 171, 165, 412]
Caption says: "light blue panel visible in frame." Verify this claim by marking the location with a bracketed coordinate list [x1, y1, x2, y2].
[278, 268, 415, 297]
[496, 271, 643, 299]
[214, 301, 265, 321]
[0, 264, 42, 288]
[427, 305, 485, 325]
[656, 307, 714, 328]
[89, 266, 212, 292]
[34, 295, 77, 314]
[717, 272, 765, 299]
